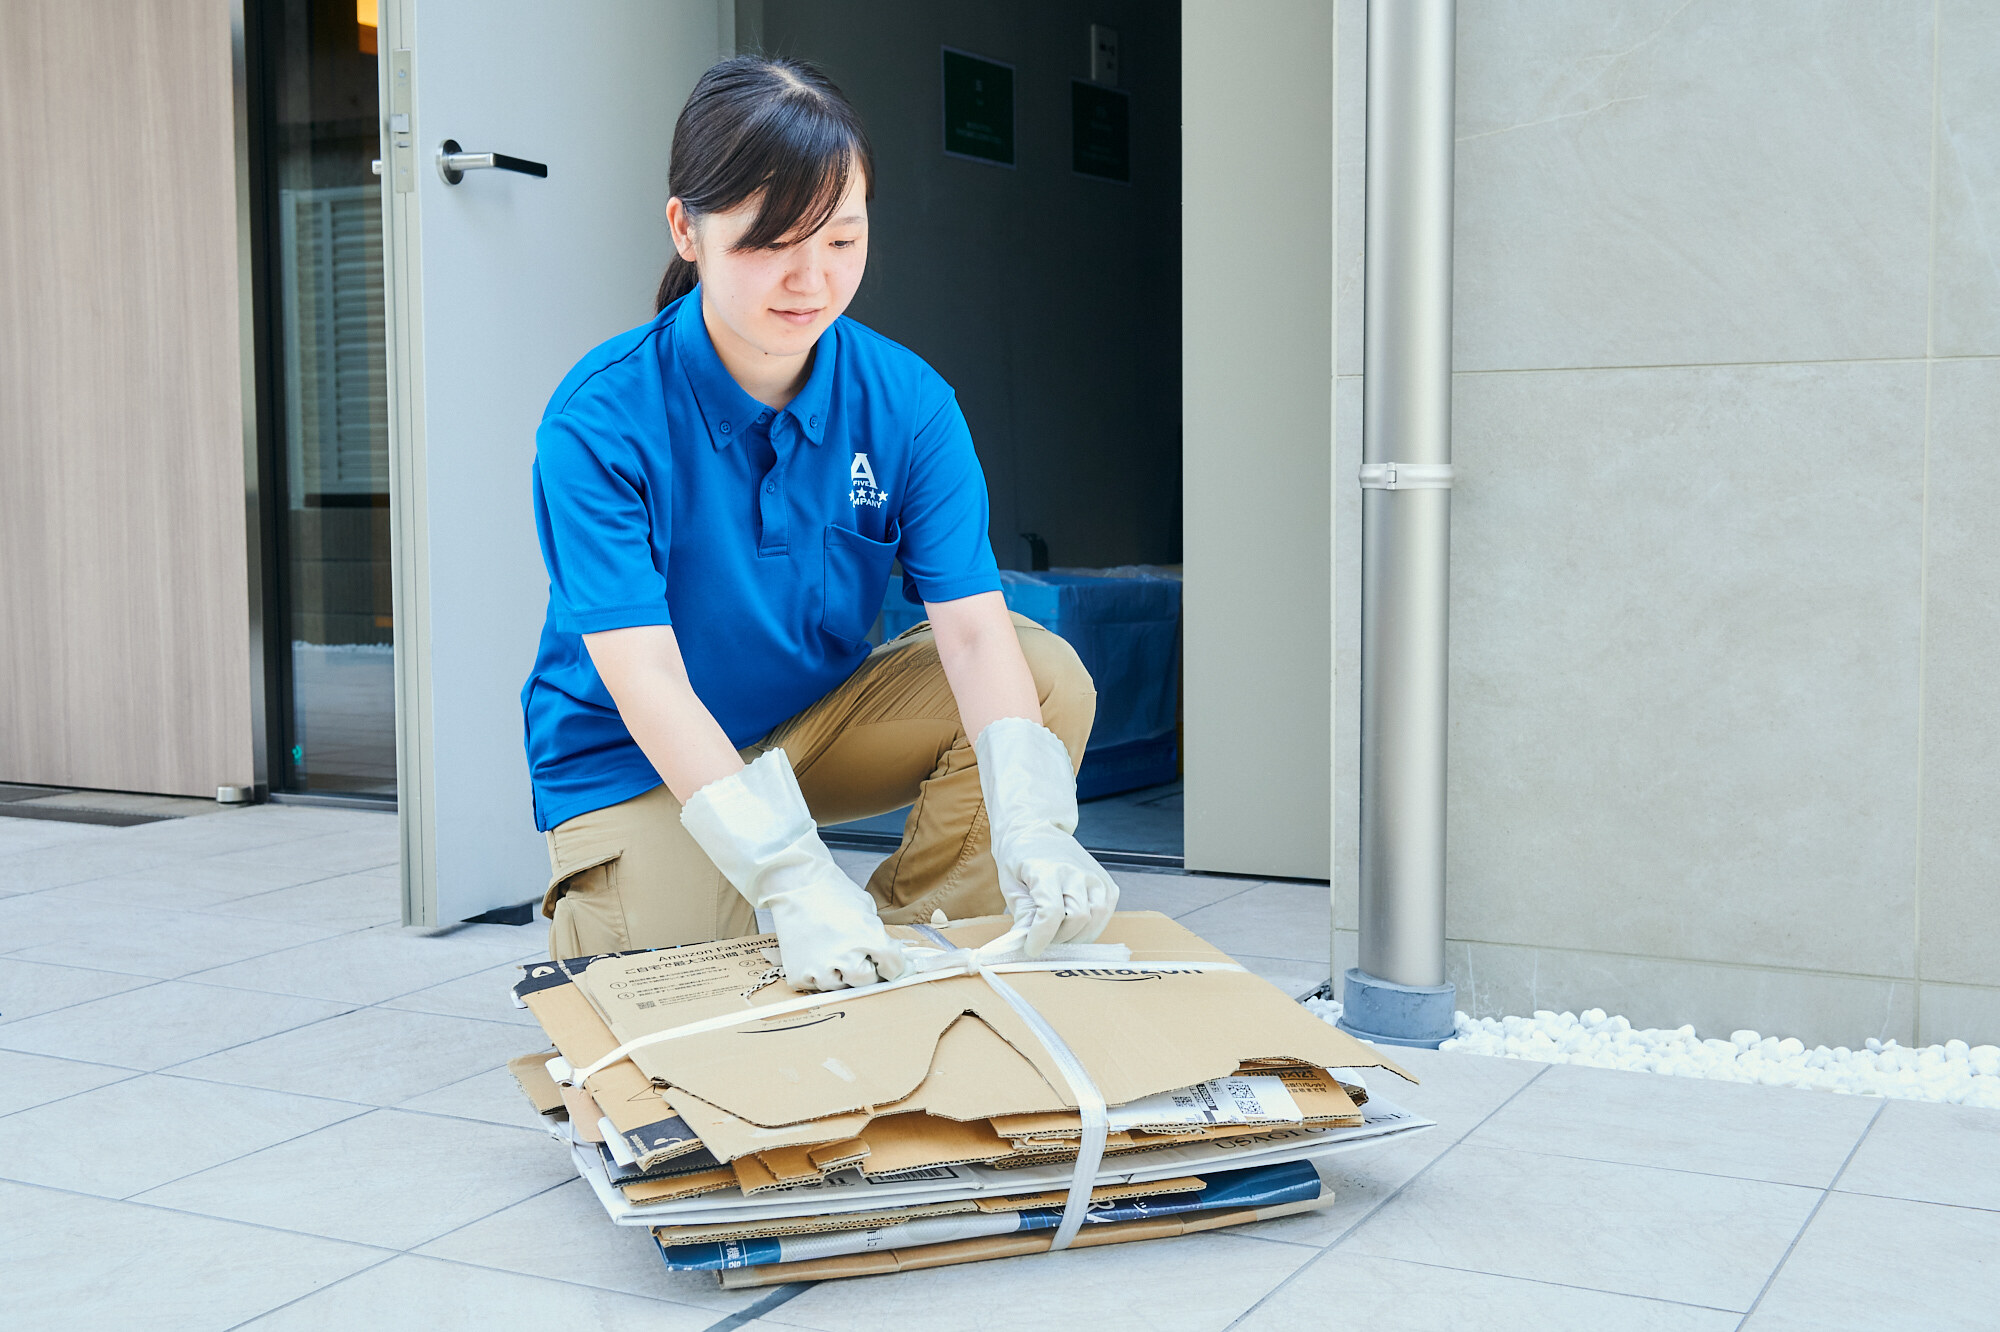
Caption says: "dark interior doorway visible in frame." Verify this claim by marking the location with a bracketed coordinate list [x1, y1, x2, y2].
[750, 2, 1187, 859]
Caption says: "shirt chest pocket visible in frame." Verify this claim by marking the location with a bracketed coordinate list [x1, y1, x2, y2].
[821, 519, 901, 648]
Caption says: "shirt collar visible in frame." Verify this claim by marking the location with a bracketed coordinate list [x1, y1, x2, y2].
[673, 286, 836, 450]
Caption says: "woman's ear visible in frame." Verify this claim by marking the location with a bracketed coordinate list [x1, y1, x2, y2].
[665, 197, 700, 263]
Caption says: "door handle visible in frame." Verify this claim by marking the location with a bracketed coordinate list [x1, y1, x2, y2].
[436, 139, 549, 185]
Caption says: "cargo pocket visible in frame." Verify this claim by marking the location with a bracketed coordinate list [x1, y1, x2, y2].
[542, 845, 622, 920]
[822, 519, 901, 648]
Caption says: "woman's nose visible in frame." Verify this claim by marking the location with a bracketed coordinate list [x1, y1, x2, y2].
[782, 257, 824, 292]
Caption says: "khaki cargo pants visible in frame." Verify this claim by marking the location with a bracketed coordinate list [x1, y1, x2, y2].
[542, 613, 1096, 958]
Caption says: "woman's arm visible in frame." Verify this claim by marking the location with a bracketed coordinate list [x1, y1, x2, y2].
[923, 591, 1042, 736]
[926, 589, 1117, 952]
[583, 625, 746, 801]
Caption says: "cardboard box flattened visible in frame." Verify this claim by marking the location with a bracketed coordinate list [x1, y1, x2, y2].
[515, 959, 710, 1167]
[569, 913, 1409, 1134]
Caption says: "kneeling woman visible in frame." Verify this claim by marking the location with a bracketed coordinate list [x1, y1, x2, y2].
[523, 57, 1117, 989]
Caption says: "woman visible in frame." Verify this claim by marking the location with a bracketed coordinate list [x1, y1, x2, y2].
[523, 57, 1117, 989]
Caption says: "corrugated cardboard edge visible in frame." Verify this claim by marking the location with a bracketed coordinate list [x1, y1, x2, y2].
[651, 1175, 1208, 1245]
[620, 1165, 740, 1205]
[507, 1050, 564, 1116]
[713, 1192, 1337, 1287]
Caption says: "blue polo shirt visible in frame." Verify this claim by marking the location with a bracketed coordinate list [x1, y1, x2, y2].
[521, 289, 1002, 831]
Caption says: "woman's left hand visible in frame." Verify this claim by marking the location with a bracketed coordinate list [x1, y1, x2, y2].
[975, 717, 1119, 955]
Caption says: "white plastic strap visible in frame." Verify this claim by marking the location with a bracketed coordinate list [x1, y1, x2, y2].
[1359, 462, 1455, 490]
[976, 967, 1107, 1250]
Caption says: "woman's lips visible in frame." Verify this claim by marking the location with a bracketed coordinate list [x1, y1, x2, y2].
[771, 307, 822, 325]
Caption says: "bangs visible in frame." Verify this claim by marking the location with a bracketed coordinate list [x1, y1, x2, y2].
[726, 100, 869, 251]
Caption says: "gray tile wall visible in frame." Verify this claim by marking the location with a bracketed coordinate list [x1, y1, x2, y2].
[1333, 0, 2000, 1045]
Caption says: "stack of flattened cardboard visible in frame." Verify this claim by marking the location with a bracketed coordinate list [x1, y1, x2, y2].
[506, 911, 1433, 1286]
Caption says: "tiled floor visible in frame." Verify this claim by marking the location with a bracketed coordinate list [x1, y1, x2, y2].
[1, 806, 1994, 1331]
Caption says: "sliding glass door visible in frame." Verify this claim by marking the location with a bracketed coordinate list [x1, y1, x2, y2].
[253, 0, 396, 799]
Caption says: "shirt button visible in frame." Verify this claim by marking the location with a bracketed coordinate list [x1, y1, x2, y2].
[756, 412, 769, 423]
[765, 482, 776, 494]
[719, 421, 732, 435]
[809, 415, 819, 429]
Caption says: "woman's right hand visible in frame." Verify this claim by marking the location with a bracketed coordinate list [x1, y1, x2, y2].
[679, 748, 907, 990]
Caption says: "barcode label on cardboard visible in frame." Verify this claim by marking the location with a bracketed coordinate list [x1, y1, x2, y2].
[1106, 1075, 1305, 1130]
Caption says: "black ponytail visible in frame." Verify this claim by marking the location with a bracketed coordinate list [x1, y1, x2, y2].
[656, 56, 875, 313]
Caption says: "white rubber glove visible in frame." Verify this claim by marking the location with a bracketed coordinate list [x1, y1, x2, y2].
[974, 717, 1120, 956]
[680, 750, 908, 992]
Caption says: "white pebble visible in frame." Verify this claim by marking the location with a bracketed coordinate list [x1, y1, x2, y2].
[1305, 998, 2000, 1110]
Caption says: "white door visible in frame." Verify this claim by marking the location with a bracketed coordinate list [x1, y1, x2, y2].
[377, 0, 732, 925]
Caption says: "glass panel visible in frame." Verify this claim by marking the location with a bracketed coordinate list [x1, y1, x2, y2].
[263, 0, 395, 796]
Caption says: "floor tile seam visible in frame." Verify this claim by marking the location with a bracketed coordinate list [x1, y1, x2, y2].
[410, 1246, 725, 1316]
[407, 1177, 581, 1259]
[382, 1100, 551, 1136]
[0, 973, 170, 1030]
[153, 1056, 532, 1112]
[1827, 1186, 2000, 1215]
[700, 1281, 821, 1332]
[220, 1251, 406, 1331]
[37, 851, 377, 890]
[169, 926, 524, 995]
[14, 920, 380, 982]
[29, 885, 354, 916]
[1229, 950, 1335, 968]
[373, 998, 544, 1029]
[118, 1101, 381, 1201]
[1221, 1064, 1555, 1330]
[1737, 1099, 1888, 1322]
[171, 964, 526, 1011]
[142, 1068, 384, 1112]
[1184, 883, 1311, 917]
[145, 865, 390, 913]
[0, 860, 189, 892]
[139, 1004, 369, 1076]
[0, 1173, 405, 1258]
[1336, 1252, 1756, 1316]
[1170, 882, 1261, 914]
[0, 1065, 152, 1122]
[1454, 1139, 1850, 1193]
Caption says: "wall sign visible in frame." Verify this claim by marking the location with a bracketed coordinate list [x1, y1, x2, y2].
[942, 48, 1015, 167]
[1072, 80, 1130, 183]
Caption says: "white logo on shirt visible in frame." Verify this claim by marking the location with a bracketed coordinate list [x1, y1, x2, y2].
[849, 453, 888, 509]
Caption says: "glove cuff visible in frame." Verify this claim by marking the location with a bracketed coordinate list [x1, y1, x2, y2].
[679, 749, 824, 906]
[973, 717, 1080, 848]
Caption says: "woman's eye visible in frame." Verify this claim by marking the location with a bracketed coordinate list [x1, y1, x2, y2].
[830, 239, 853, 249]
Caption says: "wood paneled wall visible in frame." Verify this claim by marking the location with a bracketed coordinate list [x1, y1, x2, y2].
[0, 0, 254, 796]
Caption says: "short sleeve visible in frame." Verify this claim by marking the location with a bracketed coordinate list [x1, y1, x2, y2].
[894, 389, 1003, 606]
[532, 412, 674, 633]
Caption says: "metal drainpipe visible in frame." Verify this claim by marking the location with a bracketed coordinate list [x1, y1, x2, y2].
[1338, 0, 1459, 1049]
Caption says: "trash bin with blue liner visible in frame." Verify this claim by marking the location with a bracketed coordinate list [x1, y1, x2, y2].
[881, 567, 1181, 799]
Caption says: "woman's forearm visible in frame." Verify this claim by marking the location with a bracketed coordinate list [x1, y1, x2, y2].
[583, 624, 746, 801]
[925, 591, 1042, 740]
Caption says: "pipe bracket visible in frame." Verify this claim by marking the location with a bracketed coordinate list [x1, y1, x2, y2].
[1359, 462, 1455, 490]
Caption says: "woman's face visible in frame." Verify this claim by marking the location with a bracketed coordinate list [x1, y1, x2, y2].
[669, 166, 869, 362]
